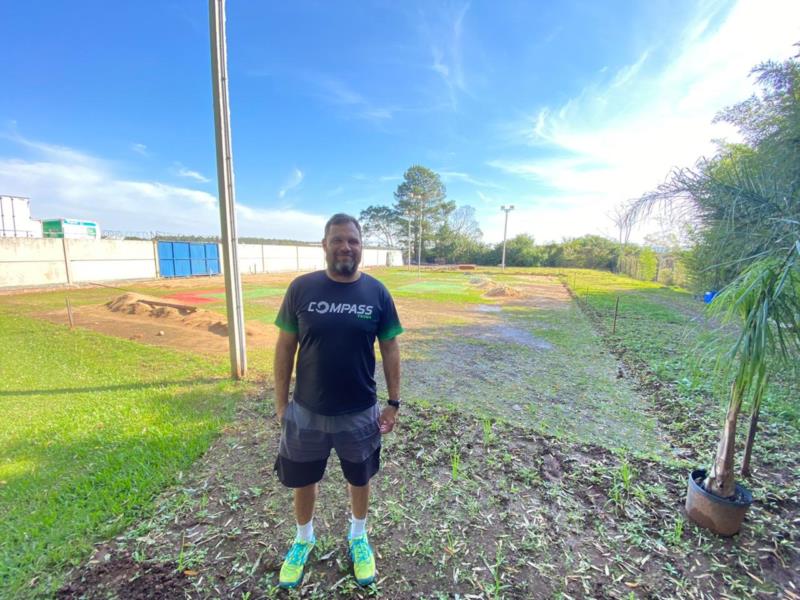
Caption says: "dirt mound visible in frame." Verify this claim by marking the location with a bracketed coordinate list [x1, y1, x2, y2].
[106, 293, 196, 316]
[484, 284, 521, 297]
[104, 293, 269, 339]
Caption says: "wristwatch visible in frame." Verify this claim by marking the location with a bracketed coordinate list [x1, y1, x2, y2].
[387, 399, 401, 409]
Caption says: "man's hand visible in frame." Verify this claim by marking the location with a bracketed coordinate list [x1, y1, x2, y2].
[379, 405, 398, 434]
[276, 403, 287, 422]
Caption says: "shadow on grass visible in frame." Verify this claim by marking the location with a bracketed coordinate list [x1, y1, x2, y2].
[0, 377, 225, 397]
[0, 382, 242, 598]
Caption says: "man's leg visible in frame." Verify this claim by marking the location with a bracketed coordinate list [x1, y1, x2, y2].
[348, 481, 369, 520]
[340, 451, 380, 586]
[335, 407, 381, 586]
[295, 482, 319, 532]
[275, 401, 330, 588]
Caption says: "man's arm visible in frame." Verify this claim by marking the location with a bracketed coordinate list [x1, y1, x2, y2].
[378, 337, 401, 433]
[274, 329, 298, 420]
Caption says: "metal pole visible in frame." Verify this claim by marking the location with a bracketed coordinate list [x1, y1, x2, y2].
[417, 197, 422, 278]
[612, 296, 620, 334]
[500, 205, 514, 271]
[209, 0, 247, 379]
[407, 214, 411, 270]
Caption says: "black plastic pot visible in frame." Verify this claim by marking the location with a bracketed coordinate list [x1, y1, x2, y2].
[685, 469, 753, 536]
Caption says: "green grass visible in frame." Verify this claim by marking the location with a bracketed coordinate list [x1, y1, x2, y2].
[557, 268, 799, 428]
[0, 315, 248, 597]
[368, 268, 489, 304]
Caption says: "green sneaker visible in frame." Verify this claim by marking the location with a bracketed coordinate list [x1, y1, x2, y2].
[279, 539, 314, 588]
[348, 534, 376, 586]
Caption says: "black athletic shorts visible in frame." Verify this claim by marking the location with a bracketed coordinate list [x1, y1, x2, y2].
[274, 401, 382, 488]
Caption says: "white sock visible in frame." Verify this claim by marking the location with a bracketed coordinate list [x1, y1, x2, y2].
[296, 519, 314, 543]
[350, 515, 367, 539]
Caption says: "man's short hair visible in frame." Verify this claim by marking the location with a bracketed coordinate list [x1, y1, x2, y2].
[324, 213, 362, 239]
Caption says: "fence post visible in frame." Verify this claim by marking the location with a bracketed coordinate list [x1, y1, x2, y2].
[62, 238, 73, 285]
[152, 240, 160, 278]
[261, 243, 266, 273]
[612, 296, 620, 334]
[65, 297, 74, 328]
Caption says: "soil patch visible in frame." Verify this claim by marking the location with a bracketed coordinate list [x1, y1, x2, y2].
[478, 324, 553, 349]
[56, 553, 189, 600]
[38, 293, 276, 355]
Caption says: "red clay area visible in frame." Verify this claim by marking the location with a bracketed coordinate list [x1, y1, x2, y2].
[162, 289, 225, 304]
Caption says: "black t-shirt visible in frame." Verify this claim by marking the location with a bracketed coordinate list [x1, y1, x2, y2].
[275, 270, 403, 416]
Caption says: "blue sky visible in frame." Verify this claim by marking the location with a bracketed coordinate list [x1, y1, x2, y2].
[1, 1, 798, 243]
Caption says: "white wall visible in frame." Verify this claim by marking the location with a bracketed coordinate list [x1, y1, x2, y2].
[0, 238, 403, 289]
[0, 238, 67, 286]
[69, 240, 156, 282]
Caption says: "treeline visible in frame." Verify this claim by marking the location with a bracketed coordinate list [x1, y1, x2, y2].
[361, 165, 688, 285]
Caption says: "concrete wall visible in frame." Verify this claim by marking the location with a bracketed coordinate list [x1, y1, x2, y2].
[0, 238, 67, 286]
[0, 237, 403, 288]
[69, 240, 157, 282]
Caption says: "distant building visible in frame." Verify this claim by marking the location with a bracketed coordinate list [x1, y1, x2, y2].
[0, 195, 43, 238]
[42, 218, 101, 240]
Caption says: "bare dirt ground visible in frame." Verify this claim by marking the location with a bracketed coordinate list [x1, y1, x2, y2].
[38, 292, 277, 355]
[52, 275, 800, 598]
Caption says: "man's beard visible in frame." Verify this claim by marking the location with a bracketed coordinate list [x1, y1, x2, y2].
[329, 254, 359, 276]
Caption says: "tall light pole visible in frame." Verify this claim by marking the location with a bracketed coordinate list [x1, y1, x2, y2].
[406, 211, 412, 270]
[416, 194, 423, 277]
[500, 204, 514, 272]
[210, 0, 246, 379]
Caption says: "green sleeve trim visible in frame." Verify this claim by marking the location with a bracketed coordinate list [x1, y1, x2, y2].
[274, 316, 298, 334]
[377, 324, 404, 341]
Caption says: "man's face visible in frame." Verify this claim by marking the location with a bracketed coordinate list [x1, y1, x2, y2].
[323, 222, 362, 276]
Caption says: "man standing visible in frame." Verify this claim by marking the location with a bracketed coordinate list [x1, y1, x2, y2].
[273, 213, 403, 588]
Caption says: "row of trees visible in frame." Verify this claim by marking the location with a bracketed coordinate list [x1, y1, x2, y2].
[362, 165, 678, 273]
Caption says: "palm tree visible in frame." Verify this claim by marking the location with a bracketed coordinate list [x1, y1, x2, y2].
[703, 247, 800, 497]
[625, 55, 800, 498]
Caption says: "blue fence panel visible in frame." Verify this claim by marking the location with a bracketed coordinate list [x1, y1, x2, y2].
[205, 244, 220, 274]
[174, 259, 192, 277]
[159, 259, 175, 277]
[191, 260, 208, 275]
[158, 241, 173, 259]
[173, 243, 191, 260]
[157, 241, 221, 278]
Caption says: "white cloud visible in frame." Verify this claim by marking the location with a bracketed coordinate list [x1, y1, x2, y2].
[424, 3, 470, 109]
[131, 143, 148, 156]
[0, 135, 326, 240]
[490, 0, 800, 243]
[175, 165, 210, 183]
[439, 170, 504, 189]
[278, 167, 304, 198]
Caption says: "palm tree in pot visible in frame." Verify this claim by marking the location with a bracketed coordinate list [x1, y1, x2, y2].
[685, 246, 800, 534]
[627, 54, 800, 534]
